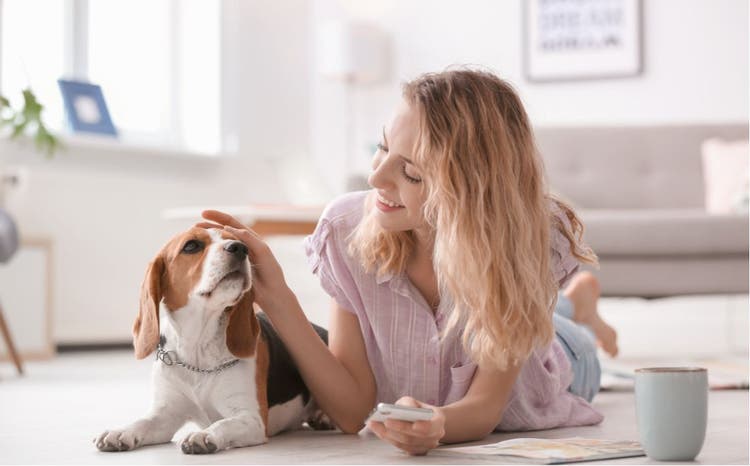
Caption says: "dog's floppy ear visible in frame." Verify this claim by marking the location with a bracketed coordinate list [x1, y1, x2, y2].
[225, 288, 260, 358]
[133, 255, 165, 359]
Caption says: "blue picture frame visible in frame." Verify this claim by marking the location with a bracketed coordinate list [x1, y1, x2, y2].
[57, 79, 117, 137]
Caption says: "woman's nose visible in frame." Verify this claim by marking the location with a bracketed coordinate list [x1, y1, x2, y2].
[368, 154, 391, 189]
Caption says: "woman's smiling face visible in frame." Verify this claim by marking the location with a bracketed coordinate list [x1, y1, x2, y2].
[368, 99, 429, 236]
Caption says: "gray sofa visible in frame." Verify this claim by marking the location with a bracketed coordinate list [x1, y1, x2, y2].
[537, 124, 749, 297]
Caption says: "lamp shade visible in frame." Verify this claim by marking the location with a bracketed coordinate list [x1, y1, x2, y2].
[316, 20, 389, 84]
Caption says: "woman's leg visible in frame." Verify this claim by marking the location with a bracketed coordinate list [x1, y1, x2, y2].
[561, 271, 618, 357]
[553, 296, 601, 402]
[552, 272, 619, 402]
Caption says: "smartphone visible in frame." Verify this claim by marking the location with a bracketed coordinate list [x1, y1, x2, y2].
[365, 403, 434, 423]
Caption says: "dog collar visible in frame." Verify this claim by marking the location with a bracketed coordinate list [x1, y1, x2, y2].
[155, 344, 240, 374]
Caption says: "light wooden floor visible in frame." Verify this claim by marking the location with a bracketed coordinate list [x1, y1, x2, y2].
[0, 351, 747, 464]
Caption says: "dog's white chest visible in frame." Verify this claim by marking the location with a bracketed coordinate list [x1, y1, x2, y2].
[154, 358, 261, 427]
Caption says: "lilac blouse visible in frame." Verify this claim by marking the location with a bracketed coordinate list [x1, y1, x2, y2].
[303, 191, 603, 431]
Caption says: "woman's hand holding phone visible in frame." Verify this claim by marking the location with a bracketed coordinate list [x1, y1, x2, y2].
[366, 396, 446, 456]
[366, 403, 434, 423]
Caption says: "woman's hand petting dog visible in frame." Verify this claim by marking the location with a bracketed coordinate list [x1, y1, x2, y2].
[197, 210, 291, 313]
[367, 396, 446, 456]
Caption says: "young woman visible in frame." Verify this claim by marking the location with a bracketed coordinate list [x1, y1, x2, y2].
[201, 68, 618, 455]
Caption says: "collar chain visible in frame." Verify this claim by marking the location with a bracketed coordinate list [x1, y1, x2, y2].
[155, 344, 240, 374]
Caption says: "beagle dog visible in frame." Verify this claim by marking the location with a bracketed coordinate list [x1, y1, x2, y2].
[94, 227, 330, 454]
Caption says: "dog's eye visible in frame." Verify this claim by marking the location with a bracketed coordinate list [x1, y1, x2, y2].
[181, 240, 204, 254]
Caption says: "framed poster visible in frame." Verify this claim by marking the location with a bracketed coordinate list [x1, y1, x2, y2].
[523, 0, 643, 82]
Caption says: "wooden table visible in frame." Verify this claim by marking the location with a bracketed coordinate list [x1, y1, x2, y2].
[162, 204, 324, 237]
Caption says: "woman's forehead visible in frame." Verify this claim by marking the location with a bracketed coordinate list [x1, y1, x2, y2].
[387, 101, 420, 145]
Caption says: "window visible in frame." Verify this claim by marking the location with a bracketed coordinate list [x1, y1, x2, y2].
[1, 0, 220, 154]
[1, 0, 66, 132]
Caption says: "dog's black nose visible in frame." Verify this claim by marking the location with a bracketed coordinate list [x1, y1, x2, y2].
[224, 241, 248, 258]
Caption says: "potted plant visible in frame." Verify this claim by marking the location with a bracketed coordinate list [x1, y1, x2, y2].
[0, 88, 59, 157]
[0, 88, 59, 207]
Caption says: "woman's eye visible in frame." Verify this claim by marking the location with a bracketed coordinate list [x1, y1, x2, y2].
[376, 143, 388, 153]
[181, 240, 204, 254]
[402, 163, 422, 184]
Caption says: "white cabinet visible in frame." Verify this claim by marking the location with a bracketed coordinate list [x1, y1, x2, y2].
[0, 237, 54, 361]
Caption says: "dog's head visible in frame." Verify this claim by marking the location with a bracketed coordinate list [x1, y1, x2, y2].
[132, 227, 258, 360]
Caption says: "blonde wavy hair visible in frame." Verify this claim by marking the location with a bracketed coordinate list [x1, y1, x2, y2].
[349, 68, 597, 371]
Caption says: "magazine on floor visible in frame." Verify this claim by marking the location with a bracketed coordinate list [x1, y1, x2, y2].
[433, 437, 645, 464]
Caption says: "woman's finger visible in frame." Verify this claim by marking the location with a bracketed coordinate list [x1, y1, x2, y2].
[368, 421, 385, 438]
[383, 419, 413, 434]
[410, 420, 433, 435]
[389, 438, 429, 456]
[194, 222, 222, 230]
[224, 226, 262, 242]
[201, 210, 246, 229]
[394, 396, 421, 408]
[389, 439, 413, 453]
[380, 426, 420, 446]
[384, 419, 437, 438]
[371, 421, 432, 456]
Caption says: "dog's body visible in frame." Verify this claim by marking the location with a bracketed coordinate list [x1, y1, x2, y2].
[95, 227, 330, 454]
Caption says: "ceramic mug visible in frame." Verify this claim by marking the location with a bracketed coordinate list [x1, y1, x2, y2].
[634, 367, 708, 461]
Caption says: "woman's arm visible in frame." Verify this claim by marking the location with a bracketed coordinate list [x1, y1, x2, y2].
[198, 210, 376, 433]
[263, 293, 377, 434]
[368, 359, 522, 454]
[439, 359, 522, 443]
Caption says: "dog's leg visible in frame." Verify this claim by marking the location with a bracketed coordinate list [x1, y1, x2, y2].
[181, 378, 267, 454]
[305, 400, 337, 431]
[95, 382, 191, 451]
[95, 412, 186, 452]
[181, 411, 267, 454]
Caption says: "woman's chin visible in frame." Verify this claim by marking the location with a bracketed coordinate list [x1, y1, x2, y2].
[374, 216, 408, 232]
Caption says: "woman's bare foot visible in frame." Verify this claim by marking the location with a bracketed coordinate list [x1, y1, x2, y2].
[563, 271, 619, 357]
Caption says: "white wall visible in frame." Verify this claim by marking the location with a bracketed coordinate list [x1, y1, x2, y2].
[311, 0, 749, 182]
[222, 0, 311, 160]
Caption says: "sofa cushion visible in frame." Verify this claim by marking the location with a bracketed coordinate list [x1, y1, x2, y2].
[701, 138, 749, 215]
[579, 209, 749, 256]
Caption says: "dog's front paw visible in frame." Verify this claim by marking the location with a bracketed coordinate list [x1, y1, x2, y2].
[94, 430, 141, 452]
[306, 409, 337, 431]
[181, 431, 219, 454]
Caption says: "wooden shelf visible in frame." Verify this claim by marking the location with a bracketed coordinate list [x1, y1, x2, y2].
[162, 204, 323, 237]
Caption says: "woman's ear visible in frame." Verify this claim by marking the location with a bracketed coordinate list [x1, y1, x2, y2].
[225, 289, 259, 358]
[133, 255, 165, 359]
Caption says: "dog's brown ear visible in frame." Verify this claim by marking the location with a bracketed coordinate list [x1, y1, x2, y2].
[225, 289, 260, 358]
[133, 255, 165, 359]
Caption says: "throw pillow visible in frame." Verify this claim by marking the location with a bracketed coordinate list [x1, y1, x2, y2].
[701, 138, 749, 214]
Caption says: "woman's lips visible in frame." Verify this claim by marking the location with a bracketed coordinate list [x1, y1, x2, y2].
[375, 197, 405, 212]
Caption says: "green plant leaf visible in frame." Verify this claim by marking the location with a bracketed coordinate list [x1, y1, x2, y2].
[0, 95, 14, 124]
[34, 123, 59, 157]
[11, 120, 28, 139]
[2, 88, 60, 157]
[21, 89, 43, 120]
